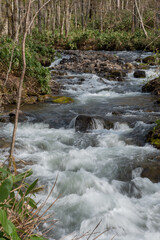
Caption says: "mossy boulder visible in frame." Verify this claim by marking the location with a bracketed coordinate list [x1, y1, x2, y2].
[74, 115, 114, 132]
[107, 69, 126, 81]
[147, 121, 160, 149]
[9, 110, 27, 123]
[142, 77, 160, 95]
[142, 55, 157, 65]
[52, 96, 74, 104]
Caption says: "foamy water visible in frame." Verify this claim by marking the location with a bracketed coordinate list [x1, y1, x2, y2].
[0, 52, 160, 240]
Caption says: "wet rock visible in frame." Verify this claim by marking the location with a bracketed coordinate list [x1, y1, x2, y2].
[75, 115, 113, 132]
[9, 110, 27, 123]
[134, 70, 146, 78]
[142, 55, 156, 65]
[112, 111, 121, 116]
[0, 138, 9, 149]
[142, 77, 160, 95]
[141, 163, 160, 183]
[37, 94, 50, 102]
[137, 64, 149, 70]
[52, 96, 74, 104]
[125, 62, 135, 70]
[53, 51, 127, 80]
[0, 115, 8, 123]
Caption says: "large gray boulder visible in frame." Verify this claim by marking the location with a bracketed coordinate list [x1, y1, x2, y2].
[74, 115, 113, 132]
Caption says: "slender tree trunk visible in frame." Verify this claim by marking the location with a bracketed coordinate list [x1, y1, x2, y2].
[100, 0, 103, 32]
[156, 0, 160, 29]
[9, 0, 52, 173]
[6, 0, 12, 37]
[81, 0, 85, 31]
[38, 0, 42, 33]
[74, 1, 78, 28]
[134, 0, 148, 38]
[12, 0, 19, 39]
[9, 0, 32, 173]
[65, 0, 69, 38]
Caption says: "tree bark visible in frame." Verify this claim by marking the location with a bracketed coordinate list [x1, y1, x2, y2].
[134, 0, 148, 38]
[12, 0, 19, 39]
[9, 0, 32, 173]
[38, 0, 42, 33]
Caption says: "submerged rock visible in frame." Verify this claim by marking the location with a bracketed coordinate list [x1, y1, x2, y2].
[142, 55, 156, 65]
[74, 114, 113, 132]
[9, 110, 27, 123]
[142, 77, 160, 95]
[134, 70, 146, 78]
[141, 163, 160, 183]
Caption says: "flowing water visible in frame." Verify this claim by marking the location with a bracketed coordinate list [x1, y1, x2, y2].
[0, 51, 160, 240]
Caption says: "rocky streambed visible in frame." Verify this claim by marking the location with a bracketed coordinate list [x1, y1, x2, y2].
[0, 50, 160, 240]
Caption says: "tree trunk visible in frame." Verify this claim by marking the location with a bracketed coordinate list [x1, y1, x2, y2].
[81, 0, 85, 31]
[134, 0, 148, 38]
[38, 0, 42, 33]
[12, 0, 19, 39]
[9, 0, 32, 173]
[6, 0, 12, 37]
[156, 0, 160, 29]
[65, 0, 69, 38]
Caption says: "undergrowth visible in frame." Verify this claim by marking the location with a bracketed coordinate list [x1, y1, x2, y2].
[0, 34, 55, 93]
[0, 166, 56, 240]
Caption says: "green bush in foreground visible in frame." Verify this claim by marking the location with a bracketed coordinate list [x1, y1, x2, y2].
[0, 166, 50, 240]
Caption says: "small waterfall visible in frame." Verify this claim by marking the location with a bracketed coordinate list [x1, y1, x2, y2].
[73, 115, 113, 132]
[91, 118, 105, 130]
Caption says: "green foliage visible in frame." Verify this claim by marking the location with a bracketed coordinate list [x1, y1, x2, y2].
[0, 35, 53, 93]
[0, 167, 46, 240]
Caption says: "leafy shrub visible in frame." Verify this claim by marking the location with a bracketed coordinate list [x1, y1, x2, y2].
[0, 166, 50, 240]
[0, 36, 51, 93]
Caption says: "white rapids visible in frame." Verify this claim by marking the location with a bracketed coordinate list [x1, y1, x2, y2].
[0, 52, 160, 240]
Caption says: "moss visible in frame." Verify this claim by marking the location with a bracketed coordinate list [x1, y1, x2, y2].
[142, 56, 156, 64]
[52, 96, 74, 104]
[151, 138, 160, 148]
[138, 63, 149, 70]
[147, 122, 160, 149]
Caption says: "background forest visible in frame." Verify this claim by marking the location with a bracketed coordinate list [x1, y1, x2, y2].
[0, 0, 160, 50]
[1, 1, 160, 239]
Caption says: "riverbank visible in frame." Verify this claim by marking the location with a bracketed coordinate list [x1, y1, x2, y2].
[1, 29, 160, 109]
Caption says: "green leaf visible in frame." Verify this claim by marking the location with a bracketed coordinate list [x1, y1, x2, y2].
[25, 179, 38, 196]
[0, 168, 10, 175]
[0, 204, 11, 208]
[0, 231, 4, 237]
[0, 209, 20, 240]
[0, 176, 13, 202]
[30, 236, 45, 240]
[0, 168, 10, 180]
[12, 169, 33, 183]
[27, 197, 37, 209]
